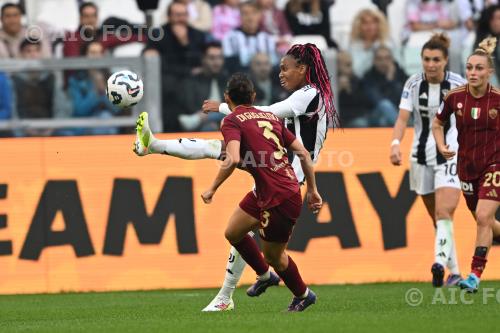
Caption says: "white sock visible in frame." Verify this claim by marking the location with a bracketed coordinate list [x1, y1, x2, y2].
[447, 225, 460, 275]
[435, 219, 453, 267]
[150, 138, 222, 160]
[300, 288, 309, 299]
[217, 232, 254, 299]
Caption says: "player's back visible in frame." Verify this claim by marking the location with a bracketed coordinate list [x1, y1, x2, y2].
[222, 106, 300, 209]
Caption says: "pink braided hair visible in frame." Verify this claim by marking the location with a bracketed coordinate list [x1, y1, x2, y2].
[286, 43, 339, 128]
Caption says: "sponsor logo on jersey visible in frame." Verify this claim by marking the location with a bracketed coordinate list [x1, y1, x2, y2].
[461, 181, 474, 192]
[457, 102, 463, 108]
[489, 108, 498, 119]
[471, 107, 481, 120]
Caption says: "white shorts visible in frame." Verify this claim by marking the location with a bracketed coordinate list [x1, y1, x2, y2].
[409, 159, 461, 195]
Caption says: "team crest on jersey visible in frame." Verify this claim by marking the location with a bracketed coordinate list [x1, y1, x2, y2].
[489, 108, 498, 119]
[471, 107, 481, 119]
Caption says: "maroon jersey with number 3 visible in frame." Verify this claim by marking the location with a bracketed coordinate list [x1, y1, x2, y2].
[437, 84, 500, 181]
[221, 105, 300, 209]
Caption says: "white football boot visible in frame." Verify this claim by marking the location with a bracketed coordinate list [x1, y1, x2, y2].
[202, 295, 235, 312]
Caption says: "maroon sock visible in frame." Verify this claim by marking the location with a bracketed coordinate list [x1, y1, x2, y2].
[276, 255, 307, 297]
[471, 246, 488, 278]
[231, 235, 269, 275]
[471, 256, 488, 278]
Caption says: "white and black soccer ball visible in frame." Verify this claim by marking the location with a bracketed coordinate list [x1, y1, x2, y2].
[106, 70, 144, 108]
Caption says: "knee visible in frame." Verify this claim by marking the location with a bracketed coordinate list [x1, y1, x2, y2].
[435, 206, 454, 220]
[224, 228, 240, 244]
[476, 210, 494, 227]
[264, 253, 286, 271]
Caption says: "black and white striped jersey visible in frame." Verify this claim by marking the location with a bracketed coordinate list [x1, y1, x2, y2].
[399, 71, 466, 166]
[220, 85, 327, 182]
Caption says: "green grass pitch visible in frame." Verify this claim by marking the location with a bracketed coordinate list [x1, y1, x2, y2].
[1, 282, 499, 332]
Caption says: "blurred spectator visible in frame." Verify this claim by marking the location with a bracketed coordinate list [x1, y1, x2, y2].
[11, 39, 56, 136]
[174, 0, 212, 32]
[284, 0, 337, 48]
[249, 52, 288, 105]
[336, 51, 372, 127]
[177, 42, 228, 131]
[63, 2, 142, 58]
[363, 45, 407, 127]
[223, 1, 278, 72]
[474, 4, 500, 85]
[0, 72, 12, 137]
[349, 8, 393, 78]
[145, 1, 207, 132]
[371, 0, 392, 15]
[0, 3, 51, 58]
[404, 0, 457, 39]
[66, 41, 119, 135]
[211, 0, 241, 40]
[456, 0, 498, 30]
[146, 2, 206, 79]
[257, 0, 292, 54]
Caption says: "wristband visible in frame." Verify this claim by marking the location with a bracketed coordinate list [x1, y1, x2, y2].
[391, 139, 400, 146]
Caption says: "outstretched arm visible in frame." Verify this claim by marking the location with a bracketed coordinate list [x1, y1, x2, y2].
[201, 140, 240, 203]
[202, 99, 296, 119]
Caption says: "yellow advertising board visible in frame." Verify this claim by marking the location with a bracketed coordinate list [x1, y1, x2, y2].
[0, 129, 496, 294]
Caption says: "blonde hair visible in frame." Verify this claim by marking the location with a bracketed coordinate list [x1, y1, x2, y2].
[350, 8, 389, 43]
[469, 36, 497, 68]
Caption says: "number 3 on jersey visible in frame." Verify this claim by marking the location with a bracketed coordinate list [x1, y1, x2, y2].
[258, 121, 285, 160]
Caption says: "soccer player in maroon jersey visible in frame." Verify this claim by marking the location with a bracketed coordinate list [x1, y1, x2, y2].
[432, 37, 500, 292]
[201, 73, 322, 311]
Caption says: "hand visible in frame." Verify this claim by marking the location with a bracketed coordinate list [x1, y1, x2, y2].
[438, 144, 456, 160]
[201, 189, 215, 204]
[202, 100, 221, 113]
[390, 144, 402, 166]
[386, 62, 396, 81]
[171, 24, 189, 46]
[306, 190, 322, 214]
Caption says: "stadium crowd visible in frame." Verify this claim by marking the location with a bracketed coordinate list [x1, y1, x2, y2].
[0, 0, 499, 136]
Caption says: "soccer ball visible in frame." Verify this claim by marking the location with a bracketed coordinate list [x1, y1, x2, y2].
[106, 70, 144, 108]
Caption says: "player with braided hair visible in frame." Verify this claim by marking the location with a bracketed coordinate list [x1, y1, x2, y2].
[133, 43, 337, 311]
[433, 37, 500, 292]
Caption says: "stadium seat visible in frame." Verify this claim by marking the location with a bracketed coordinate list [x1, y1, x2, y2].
[387, 0, 408, 48]
[290, 35, 329, 52]
[402, 31, 433, 75]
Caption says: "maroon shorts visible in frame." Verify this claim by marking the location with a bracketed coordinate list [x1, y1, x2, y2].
[461, 164, 500, 212]
[239, 191, 303, 243]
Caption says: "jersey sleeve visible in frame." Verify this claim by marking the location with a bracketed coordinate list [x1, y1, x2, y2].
[221, 116, 241, 144]
[282, 126, 296, 148]
[436, 93, 454, 122]
[399, 75, 417, 112]
[254, 87, 317, 118]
